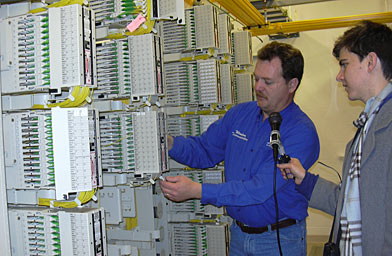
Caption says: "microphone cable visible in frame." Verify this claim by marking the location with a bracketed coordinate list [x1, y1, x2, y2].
[318, 161, 342, 183]
[273, 158, 284, 256]
[269, 112, 284, 256]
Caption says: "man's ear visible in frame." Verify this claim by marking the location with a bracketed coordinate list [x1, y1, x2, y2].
[288, 78, 299, 93]
[366, 52, 378, 73]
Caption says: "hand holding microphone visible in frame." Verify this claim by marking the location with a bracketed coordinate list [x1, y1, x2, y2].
[277, 158, 306, 185]
[268, 112, 307, 184]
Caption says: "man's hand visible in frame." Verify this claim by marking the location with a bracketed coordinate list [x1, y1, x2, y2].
[159, 175, 202, 202]
[277, 158, 306, 185]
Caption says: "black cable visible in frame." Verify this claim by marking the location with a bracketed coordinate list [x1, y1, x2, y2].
[255, 36, 264, 44]
[318, 161, 342, 183]
[273, 160, 283, 256]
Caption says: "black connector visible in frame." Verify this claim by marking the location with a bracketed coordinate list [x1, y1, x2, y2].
[278, 154, 291, 164]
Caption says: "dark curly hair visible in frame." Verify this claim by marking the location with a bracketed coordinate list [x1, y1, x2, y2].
[257, 41, 304, 88]
[333, 20, 392, 80]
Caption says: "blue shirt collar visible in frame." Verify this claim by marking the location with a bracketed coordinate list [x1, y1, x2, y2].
[259, 101, 296, 122]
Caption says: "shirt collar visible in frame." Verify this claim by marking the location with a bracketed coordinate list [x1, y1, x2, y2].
[259, 101, 296, 122]
[364, 82, 392, 115]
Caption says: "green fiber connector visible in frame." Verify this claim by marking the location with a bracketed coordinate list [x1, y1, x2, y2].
[53, 249, 61, 254]
[51, 227, 60, 232]
[51, 220, 59, 225]
[122, 7, 136, 12]
[121, 3, 136, 8]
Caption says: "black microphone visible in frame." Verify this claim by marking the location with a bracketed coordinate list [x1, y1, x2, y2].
[269, 112, 282, 162]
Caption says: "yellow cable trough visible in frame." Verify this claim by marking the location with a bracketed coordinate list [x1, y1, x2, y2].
[248, 12, 392, 36]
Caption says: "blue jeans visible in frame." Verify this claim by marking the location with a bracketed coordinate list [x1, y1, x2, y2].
[229, 219, 307, 256]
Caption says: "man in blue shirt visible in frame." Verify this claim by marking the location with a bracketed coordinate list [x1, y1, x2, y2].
[278, 21, 392, 255]
[160, 41, 320, 255]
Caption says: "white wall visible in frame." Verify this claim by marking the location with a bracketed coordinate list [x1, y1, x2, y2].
[250, 0, 392, 236]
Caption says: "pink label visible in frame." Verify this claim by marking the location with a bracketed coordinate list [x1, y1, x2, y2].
[127, 14, 146, 32]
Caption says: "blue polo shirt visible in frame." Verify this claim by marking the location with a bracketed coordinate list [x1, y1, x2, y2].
[170, 101, 320, 227]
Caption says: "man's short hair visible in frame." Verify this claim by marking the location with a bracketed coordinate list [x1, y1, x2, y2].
[333, 20, 392, 80]
[257, 41, 304, 87]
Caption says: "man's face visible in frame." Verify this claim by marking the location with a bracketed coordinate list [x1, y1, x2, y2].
[254, 57, 296, 118]
[336, 48, 370, 102]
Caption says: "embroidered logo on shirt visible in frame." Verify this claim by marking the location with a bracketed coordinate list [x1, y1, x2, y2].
[232, 130, 248, 141]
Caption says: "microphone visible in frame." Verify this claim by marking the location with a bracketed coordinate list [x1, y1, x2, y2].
[269, 112, 282, 162]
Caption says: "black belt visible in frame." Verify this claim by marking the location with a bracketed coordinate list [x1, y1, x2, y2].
[235, 219, 297, 234]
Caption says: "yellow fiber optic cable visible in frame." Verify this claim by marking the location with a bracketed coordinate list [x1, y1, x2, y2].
[38, 188, 97, 208]
[33, 86, 79, 109]
[29, 0, 84, 14]
[69, 86, 90, 107]
[102, 134, 133, 148]
[33, 86, 92, 109]
[180, 54, 211, 62]
[55, 86, 82, 108]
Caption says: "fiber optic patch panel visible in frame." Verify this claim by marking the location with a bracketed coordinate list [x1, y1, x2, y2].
[199, 114, 220, 133]
[159, 5, 221, 55]
[167, 114, 220, 137]
[94, 34, 165, 101]
[90, 0, 148, 25]
[167, 115, 201, 137]
[3, 108, 102, 202]
[0, 4, 97, 94]
[220, 63, 235, 105]
[232, 31, 253, 67]
[164, 61, 199, 106]
[0, 1, 253, 255]
[157, 8, 196, 53]
[154, 168, 228, 256]
[194, 5, 219, 50]
[99, 112, 135, 173]
[185, 8, 196, 51]
[164, 59, 222, 105]
[132, 110, 168, 174]
[151, 0, 185, 24]
[158, 20, 188, 54]
[167, 222, 229, 256]
[235, 72, 255, 104]
[99, 110, 168, 174]
[159, 11, 233, 57]
[128, 34, 164, 100]
[197, 59, 222, 104]
[217, 13, 233, 56]
[8, 207, 107, 256]
[94, 39, 131, 99]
